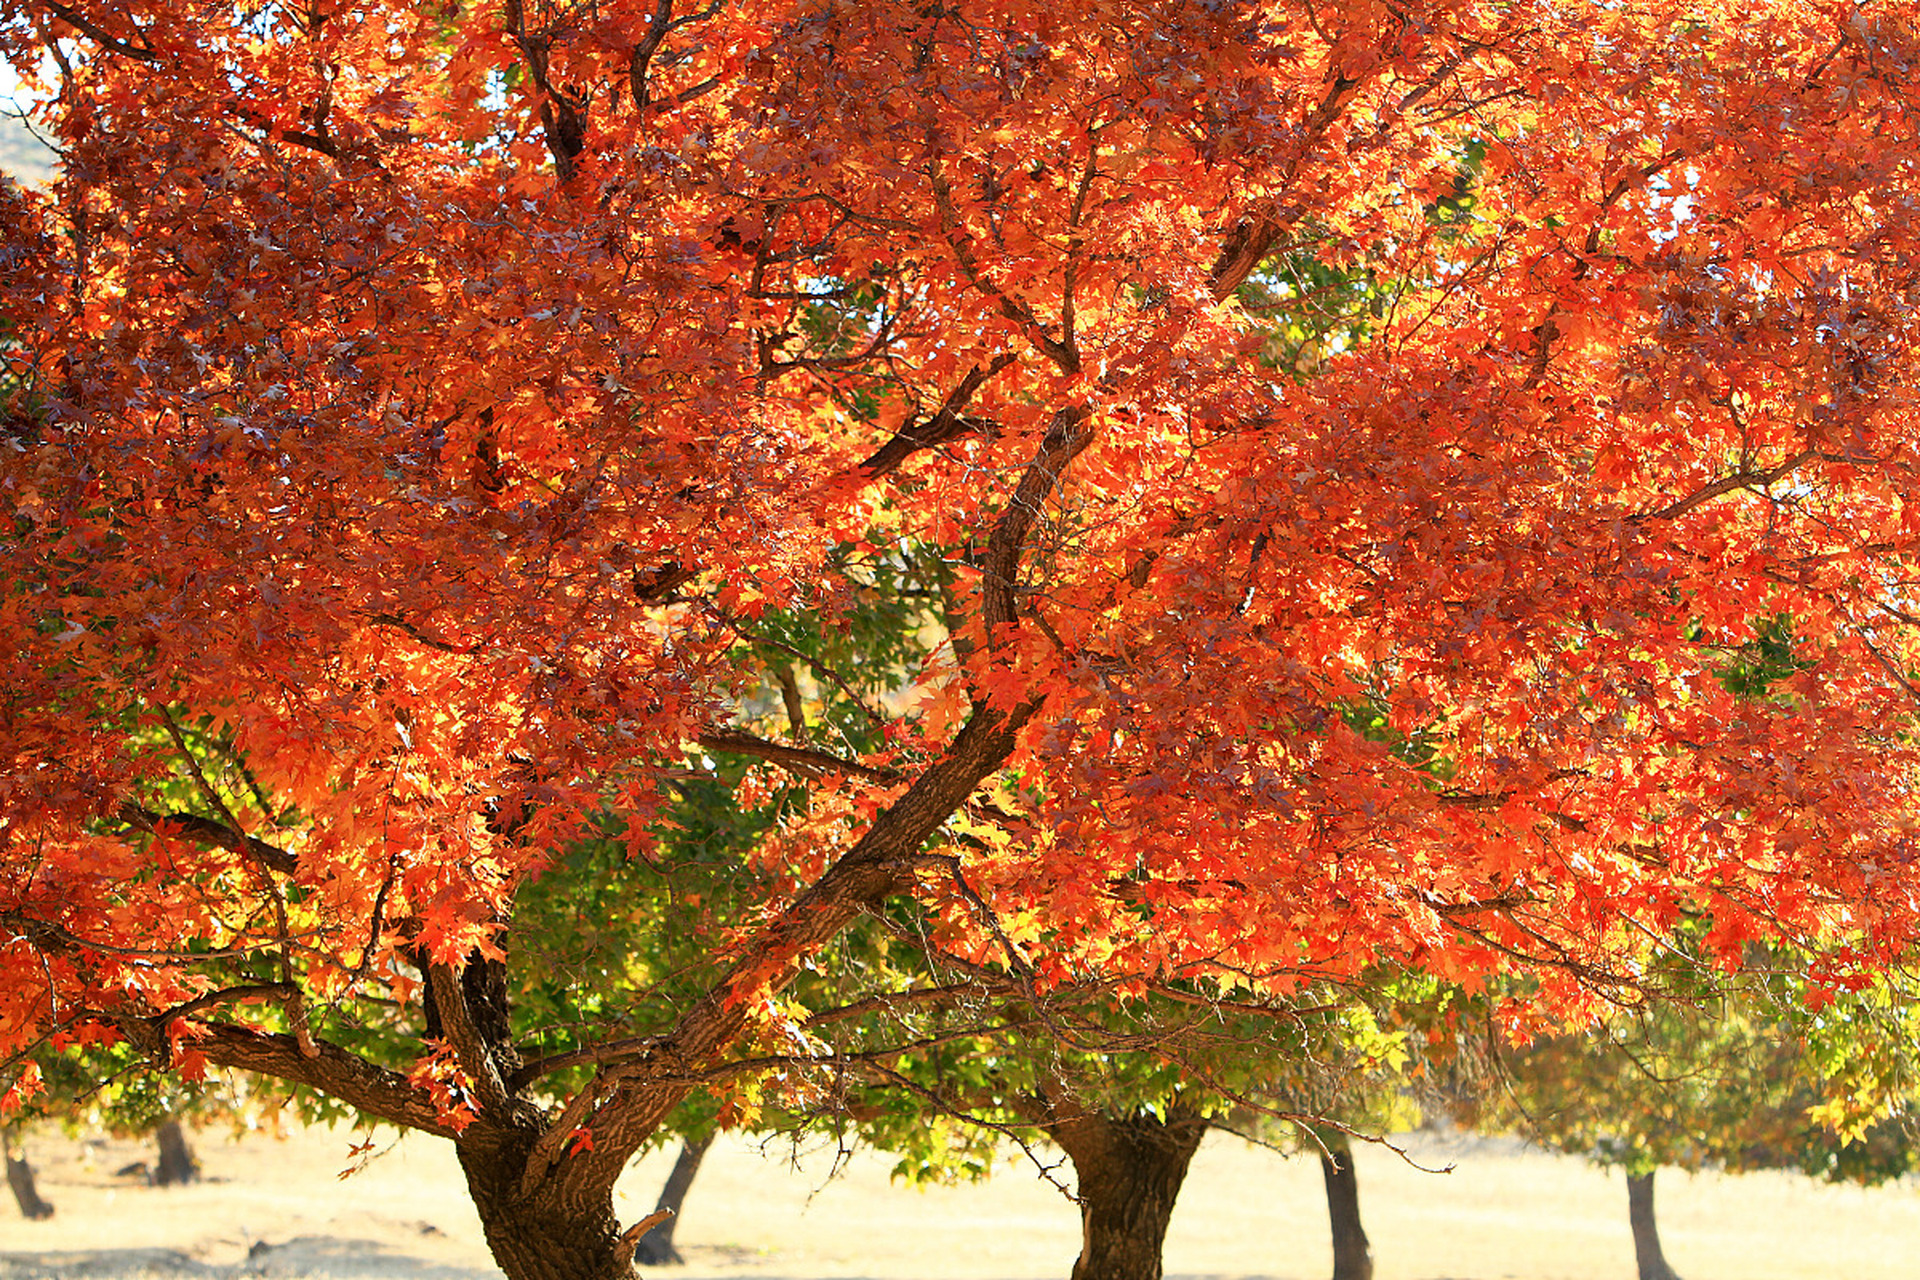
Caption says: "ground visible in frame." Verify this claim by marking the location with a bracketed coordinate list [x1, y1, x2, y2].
[2, 1121, 1916, 1279]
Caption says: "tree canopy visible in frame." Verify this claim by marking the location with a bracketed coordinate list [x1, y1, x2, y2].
[4, 3, 1920, 1278]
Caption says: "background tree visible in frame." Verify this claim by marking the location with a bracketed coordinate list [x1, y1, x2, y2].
[6, 5, 1920, 1280]
[2, 1125, 53, 1220]
[1463, 944, 1919, 1280]
[777, 963, 1441, 1280]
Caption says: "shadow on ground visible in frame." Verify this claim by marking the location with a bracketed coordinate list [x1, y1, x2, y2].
[0, 1239, 495, 1280]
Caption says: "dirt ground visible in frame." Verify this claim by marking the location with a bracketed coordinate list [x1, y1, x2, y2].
[2, 1121, 1916, 1280]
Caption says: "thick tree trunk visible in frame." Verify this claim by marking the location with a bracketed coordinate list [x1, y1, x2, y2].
[3, 1130, 54, 1219]
[153, 1118, 201, 1186]
[1319, 1136, 1372, 1280]
[634, 1135, 712, 1266]
[1046, 1107, 1209, 1280]
[459, 1124, 636, 1280]
[1627, 1170, 1682, 1280]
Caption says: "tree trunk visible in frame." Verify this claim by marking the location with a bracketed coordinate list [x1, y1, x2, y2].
[1627, 1170, 1682, 1280]
[153, 1117, 201, 1186]
[1319, 1135, 1372, 1280]
[458, 1123, 638, 1280]
[634, 1135, 713, 1266]
[1046, 1107, 1209, 1280]
[3, 1130, 54, 1220]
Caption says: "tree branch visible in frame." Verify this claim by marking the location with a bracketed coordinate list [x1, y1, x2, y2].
[118, 805, 298, 875]
[695, 728, 903, 783]
[41, 2, 157, 61]
[856, 355, 1017, 479]
[725, 627, 890, 728]
[980, 407, 1095, 634]
[1207, 71, 1363, 301]
[129, 1018, 457, 1137]
[627, 0, 677, 110]
[426, 962, 512, 1113]
[1631, 449, 1816, 523]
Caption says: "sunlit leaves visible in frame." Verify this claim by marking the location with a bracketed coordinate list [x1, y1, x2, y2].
[0, 0, 1917, 1184]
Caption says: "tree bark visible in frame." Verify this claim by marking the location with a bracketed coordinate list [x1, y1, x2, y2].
[459, 1122, 636, 1280]
[1627, 1170, 1682, 1280]
[1046, 1107, 1209, 1280]
[3, 1130, 54, 1220]
[153, 1117, 201, 1186]
[633, 1135, 713, 1266]
[1319, 1135, 1372, 1280]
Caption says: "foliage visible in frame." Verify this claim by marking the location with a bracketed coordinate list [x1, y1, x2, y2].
[1466, 940, 1920, 1186]
[4, 3, 1920, 1276]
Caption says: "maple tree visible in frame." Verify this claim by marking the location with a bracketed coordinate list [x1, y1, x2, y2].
[5, 2, 1920, 1278]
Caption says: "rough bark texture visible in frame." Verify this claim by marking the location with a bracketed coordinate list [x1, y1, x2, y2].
[1046, 1107, 1209, 1280]
[458, 1123, 634, 1280]
[3, 1131, 54, 1220]
[1627, 1170, 1682, 1280]
[153, 1118, 200, 1186]
[634, 1135, 713, 1266]
[1319, 1136, 1372, 1280]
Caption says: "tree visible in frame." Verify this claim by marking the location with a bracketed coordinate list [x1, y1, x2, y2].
[628, 1135, 711, 1267]
[1463, 945, 1920, 1280]
[5, 4, 1920, 1280]
[788, 965, 1434, 1280]
[1316, 1132, 1373, 1280]
[2, 1125, 53, 1220]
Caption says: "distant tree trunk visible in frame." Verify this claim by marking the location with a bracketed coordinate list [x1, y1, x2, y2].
[1044, 1105, 1209, 1280]
[1319, 1135, 1372, 1280]
[1627, 1170, 1682, 1280]
[153, 1117, 201, 1186]
[3, 1129, 54, 1219]
[632, 1135, 712, 1266]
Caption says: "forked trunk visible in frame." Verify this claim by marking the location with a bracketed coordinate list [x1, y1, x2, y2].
[3, 1130, 54, 1220]
[1047, 1107, 1209, 1280]
[1319, 1135, 1372, 1280]
[153, 1117, 200, 1186]
[1627, 1170, 1682, 1280]
[634, 1135, 713, 1266]
[458, 1126, 634, 1280]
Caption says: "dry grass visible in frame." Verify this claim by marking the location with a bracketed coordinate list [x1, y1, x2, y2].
[1, 1122, 1915, 1279]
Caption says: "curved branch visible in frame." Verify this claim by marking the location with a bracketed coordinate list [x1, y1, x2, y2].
[118, 805, 298, 875]
[980, 406, 1095, 634]
[1207, 70, 1365, 301]
[129, 1018, 457, 1137]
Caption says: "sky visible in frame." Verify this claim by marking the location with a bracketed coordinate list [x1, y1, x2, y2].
[1, 55, 33, 109]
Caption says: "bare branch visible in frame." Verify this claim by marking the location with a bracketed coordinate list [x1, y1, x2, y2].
[128, 1017, 456, 1137]
[615, 1209, 675, 1265]
[726, 627, 889, 728]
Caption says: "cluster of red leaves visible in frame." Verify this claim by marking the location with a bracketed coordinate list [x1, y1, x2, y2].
[0, 0, 1916, 1129]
